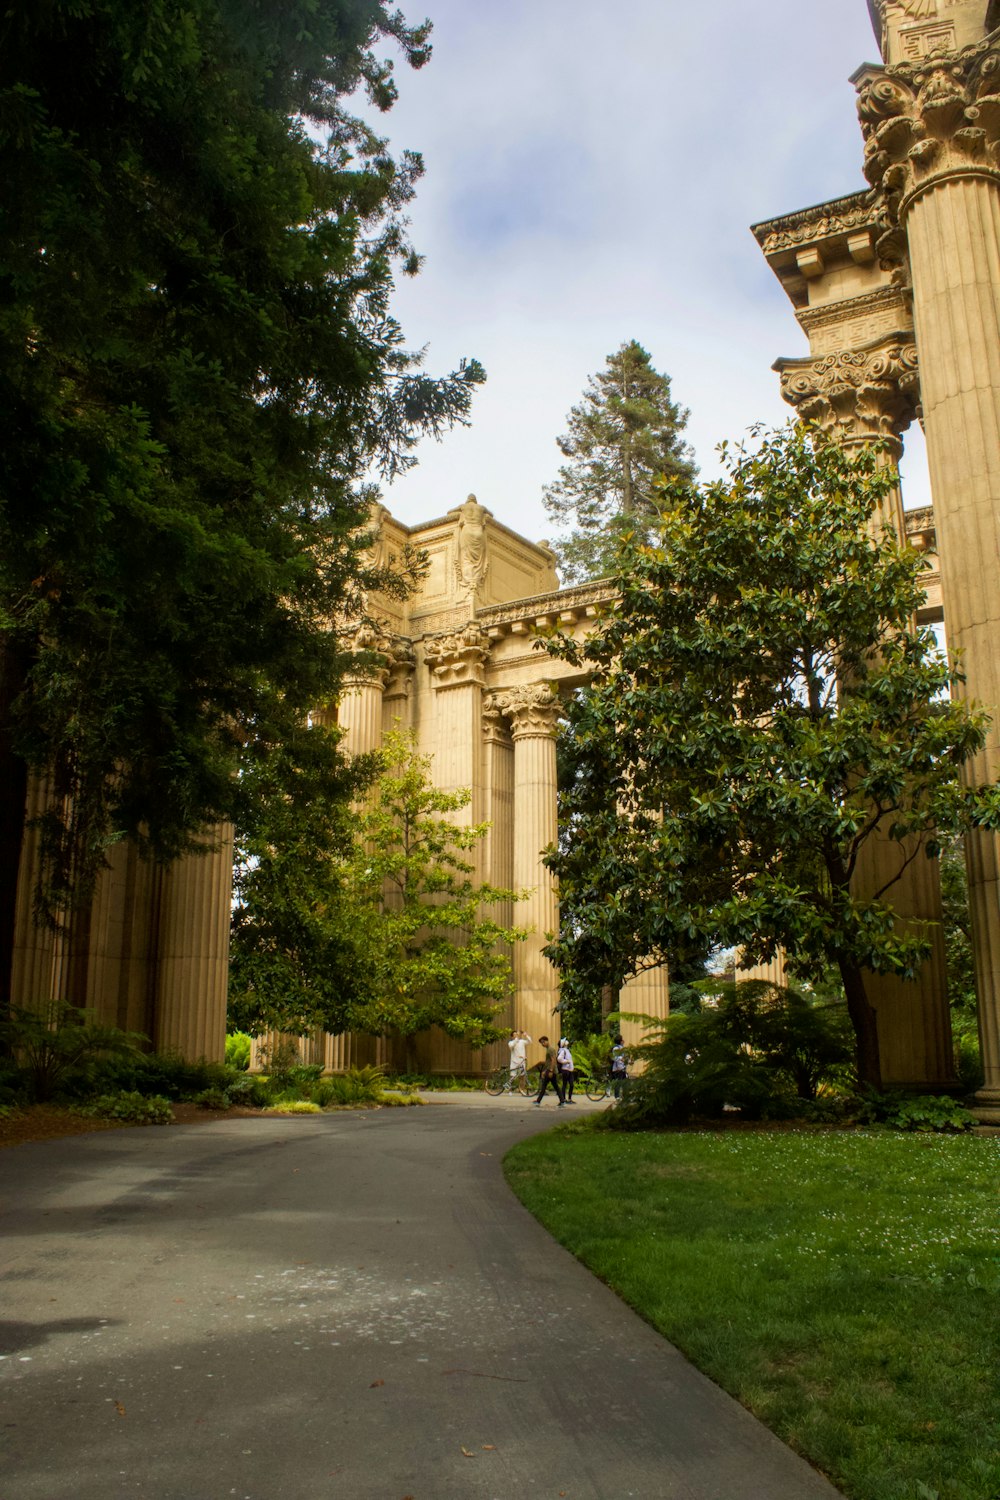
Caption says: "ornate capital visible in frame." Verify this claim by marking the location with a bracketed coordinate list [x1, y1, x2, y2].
[490, 684, 562, 740]
[776, 337, 920, 450]
[341, 620, 392, 688]
[855, 33, 1000, 229]
[482, 695, 512, 746]
[423, 621, 491, 690]
[383, 639, 415, 701]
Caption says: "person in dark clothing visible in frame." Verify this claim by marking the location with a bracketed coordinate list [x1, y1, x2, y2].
[534, 1035, 565, 1106]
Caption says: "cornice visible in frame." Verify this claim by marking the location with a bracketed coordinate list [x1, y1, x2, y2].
[751, 190, 878, 256]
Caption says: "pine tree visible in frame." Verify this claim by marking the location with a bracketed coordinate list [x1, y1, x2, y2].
[542, 341, 694, 583]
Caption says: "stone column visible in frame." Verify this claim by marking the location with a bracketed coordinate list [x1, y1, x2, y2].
[856, 36, 1000, 1109]
[495, 684, 562, 1042]
[338, 623, 390, 757]
[154, 826, 233, 1062]
[777, 338, 956, 1086]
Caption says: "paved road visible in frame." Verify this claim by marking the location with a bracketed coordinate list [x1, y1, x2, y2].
[0, 1095, 843, 1500]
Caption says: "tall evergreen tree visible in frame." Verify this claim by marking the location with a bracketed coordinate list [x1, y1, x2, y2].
[0, 1, 484, 1010]
[542, 340, 694, 583]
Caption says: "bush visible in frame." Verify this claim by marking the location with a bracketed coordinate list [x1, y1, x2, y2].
[225, 1032, 253, 1071]
[267, 1099, 321, 1114]
[858, 1091, 975, 1133]
[0, 1002, 148, 1102]
[75, 1091, 173, 1125]
[224, 1074, 273, 1108]
[609, 981, 853, 1129]
[194, 1087, 231, 1111]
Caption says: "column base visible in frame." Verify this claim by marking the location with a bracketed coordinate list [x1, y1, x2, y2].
[969, 1087, 1000, 1125]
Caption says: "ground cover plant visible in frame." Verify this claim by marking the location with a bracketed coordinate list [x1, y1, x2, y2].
[505, 1126, 1000, 1500]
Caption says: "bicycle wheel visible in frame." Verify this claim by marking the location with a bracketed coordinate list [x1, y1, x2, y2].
[585, 1078, 609, 1102]
[515, 1070, 532, 1097]
[484, 1067, 506, 1096]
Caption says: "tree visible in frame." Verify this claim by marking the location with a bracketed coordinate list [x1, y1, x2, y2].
[545, 425, 1000, 1090]
[344, 730, 526, 1060]
[227, 722, 380, 1039]
[0, 1, 484, 1011]
[229, 728, 527, 1055]
[542, 340, 694, 583]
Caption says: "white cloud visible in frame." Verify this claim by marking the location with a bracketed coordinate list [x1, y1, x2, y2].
[372, 1, 931, 538]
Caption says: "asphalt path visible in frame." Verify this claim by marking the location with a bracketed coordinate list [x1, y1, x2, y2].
[0, 1094, 843, 1500]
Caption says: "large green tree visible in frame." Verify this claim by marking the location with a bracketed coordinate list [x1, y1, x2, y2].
[542, 340, 694, 584]
[229, 729, 526, 1054]
[545, 426, 1000, 1090]
[0, 0, 483, 1009]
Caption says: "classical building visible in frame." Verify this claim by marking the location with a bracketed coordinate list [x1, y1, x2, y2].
[752, 0, 1000, 1109]
[10, 0, 998, 1096]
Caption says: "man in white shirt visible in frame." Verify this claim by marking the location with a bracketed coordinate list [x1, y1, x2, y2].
[508, 1029, 531, 1090]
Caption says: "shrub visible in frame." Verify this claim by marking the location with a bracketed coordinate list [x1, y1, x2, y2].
[76, 1091, 173, 1125]
[0, 1002, 147, 1102]
[267, 1099, 321, 1114]
[609, 981, 853, 1129]
[194, 1087, 231, 1111]
[858, 1091, 975, 1133]
[224, 1074, 273, 1108]
[225, 1032, 253, 1071]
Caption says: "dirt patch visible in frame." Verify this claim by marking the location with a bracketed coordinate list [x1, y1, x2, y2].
[0, 1101, 264, 1150]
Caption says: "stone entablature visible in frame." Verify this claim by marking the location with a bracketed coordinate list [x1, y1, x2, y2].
[867, 0, 997, 67]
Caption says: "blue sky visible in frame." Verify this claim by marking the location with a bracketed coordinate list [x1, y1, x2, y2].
[376, 0, 931, 543]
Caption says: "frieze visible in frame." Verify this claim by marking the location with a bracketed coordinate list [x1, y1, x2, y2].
[797, 284, 913, 337]
[477, 580, 614, 632]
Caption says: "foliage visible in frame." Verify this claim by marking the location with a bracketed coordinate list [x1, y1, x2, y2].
[564, 1032, 615, 1083]
[546, 425, 1000, 1090]
[506, 1127, 1000, 1500]
[224, 1033, 252, 1073]
[605, 983, 853, 1128]
[72, 1049, 230, 1101]
[228, 723, 380, 1036]
[0, 0, 483, 1007]
[338, 729, 528, 1050]
[858, 1091, 976, 1133]
[0, 1001, 146, 1102]
[194, 1087, 231, 1111]
[267, 1099, 321, 1115]
[939, 837, 982, 1090]
[75, 1091, 172, 1125]
[542, 340, 694, 583]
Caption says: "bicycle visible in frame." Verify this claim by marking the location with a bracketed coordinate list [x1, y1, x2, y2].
[484, 1064, 533, 1097]
[584, 1071, 628, 1102]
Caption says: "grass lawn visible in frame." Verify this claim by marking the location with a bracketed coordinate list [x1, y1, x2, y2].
[505, 1123, 1000, 1500]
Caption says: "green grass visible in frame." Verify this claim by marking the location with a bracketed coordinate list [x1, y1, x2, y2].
[504, 1125, 1000, 1500]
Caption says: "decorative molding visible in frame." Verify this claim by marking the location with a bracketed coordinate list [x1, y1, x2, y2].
[904, 505, 937, 551]
[796, 283, 911, 336]
[855, 31, 1000, 232]
[423, 621, 491, 690]
[776, 335, 920, 447]
[477, 580, 614, 633]
[751, 190, 879, 256]
[490, 683, 562, 740]
[341, 620, 393, 688]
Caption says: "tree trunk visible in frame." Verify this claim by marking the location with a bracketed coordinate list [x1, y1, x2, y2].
[600, 982, 618, 1027]
[0, 638, 30, 1023]
[838, 955, 883, 1092]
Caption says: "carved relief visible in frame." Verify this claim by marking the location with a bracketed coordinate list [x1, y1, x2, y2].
[752, 192, 880, 256]
[855, 33, 1000, 230]
[423, 621, 491, 689]
[341, 620, 393, 687]
[482, 695, 512, 745]
[491, 684, 562, 740]
[777, 338, 920, 447]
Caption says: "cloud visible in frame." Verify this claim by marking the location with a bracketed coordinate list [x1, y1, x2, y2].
[373, 0, 931, 536]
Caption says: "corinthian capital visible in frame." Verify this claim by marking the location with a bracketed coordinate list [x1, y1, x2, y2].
[423, 621, 491, 690]
[854, 32, 1000, 226]
[341, 620, 392, 687]
[491, 684, 561, 740]
[776, 337, 920, 451]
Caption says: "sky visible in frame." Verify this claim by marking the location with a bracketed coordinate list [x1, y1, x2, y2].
[373, 0, 931, 543]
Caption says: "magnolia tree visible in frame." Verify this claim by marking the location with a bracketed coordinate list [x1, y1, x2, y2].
[545, 425, 1000, 1090]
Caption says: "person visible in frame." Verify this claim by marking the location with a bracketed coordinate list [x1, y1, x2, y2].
[534, 1035, 565, 1106]
[556, 1037, 576, 1102]
[507, 1029, 531, 1090]
[610, 1034, 629, 1101]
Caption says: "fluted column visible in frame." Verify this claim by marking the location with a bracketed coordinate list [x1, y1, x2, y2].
[495, 685, 561, 1042]
[778, 340, 956, 1086]
[154, 825, 233, 1062]
[856, 33, 1000, 1107]
[10, 774, 58, 1011]
[338, 623, 391, 757]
